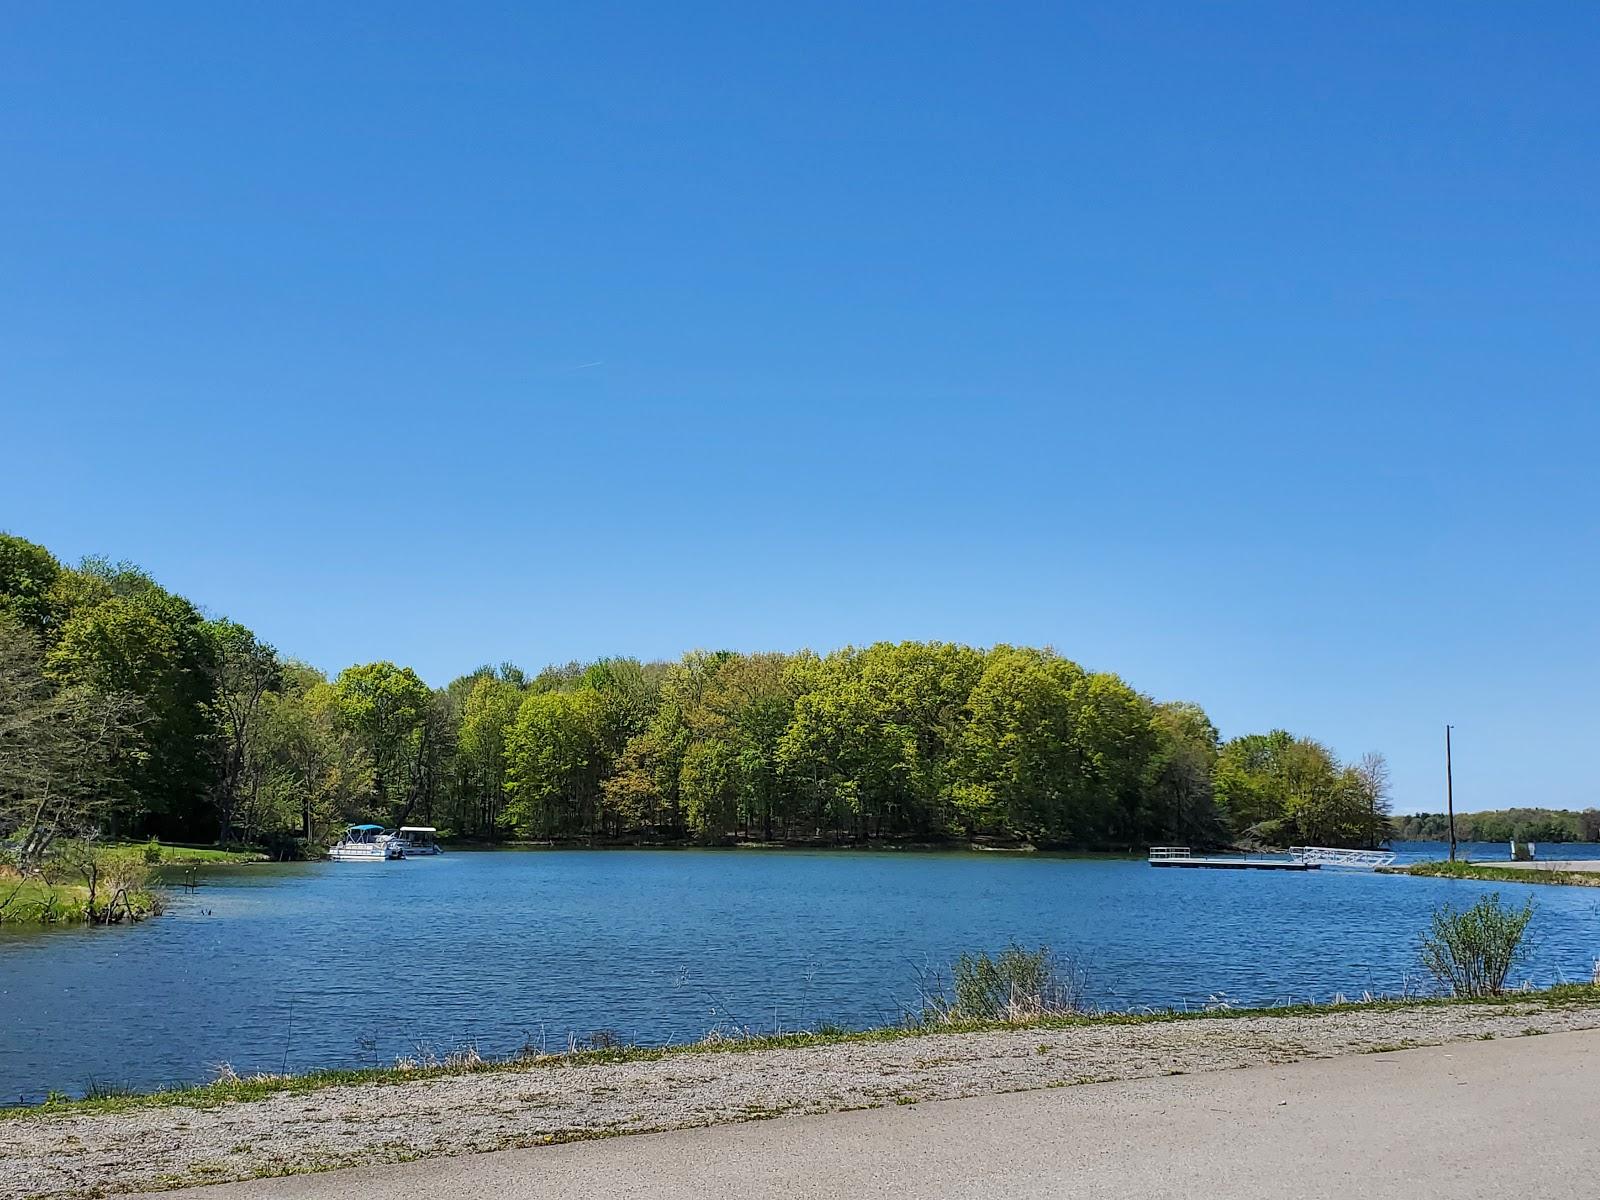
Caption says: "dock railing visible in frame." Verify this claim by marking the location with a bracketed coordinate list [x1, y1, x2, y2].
[1148, 846, 1193, 862]
[1289, 846, 1397, 869]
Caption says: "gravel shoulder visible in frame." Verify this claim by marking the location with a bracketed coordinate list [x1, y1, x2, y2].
[7, 996, 1600, 1199]
[1490, 859, 1600, 873]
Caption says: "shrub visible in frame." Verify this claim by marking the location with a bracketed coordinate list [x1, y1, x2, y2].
[921, 943, 1086, 1024]
[1419, 892, 1534, 998]
[142, 837, 162, 864]
[86, 850, 162, 923]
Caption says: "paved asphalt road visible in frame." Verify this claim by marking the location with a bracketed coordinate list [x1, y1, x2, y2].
[141, 1029, 1600, 1199]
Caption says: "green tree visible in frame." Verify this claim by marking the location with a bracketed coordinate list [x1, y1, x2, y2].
[1064, 671, 1158, 843]
[0, 534, 63, 637]
[44, 571, 219, 838]
[0, 615, 141, 861]
[503, 688, 604, 837]
[1143, 701, 1225, 845]
[609, 651, 731, 838]
[1214, 731, 1296, 835]
[955, 646, 1087, 840]
[671, 652, 798, 839]
[205, 620, 280, 843]
[779, 642, 984, 840]
[331, 662, 436, 825]
[255, 668, 373, 842]
[456, 673, 523, 834]
[680, 737, 740, 837]
[1214, 731, 1385, 848]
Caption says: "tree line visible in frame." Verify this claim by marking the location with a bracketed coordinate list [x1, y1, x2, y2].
[2, 531, 1394, 858]
[1391, 808, 1600, 845]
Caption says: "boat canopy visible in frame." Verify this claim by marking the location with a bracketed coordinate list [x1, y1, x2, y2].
[399, 826, 437, 834]
[347, 823, 385, 832]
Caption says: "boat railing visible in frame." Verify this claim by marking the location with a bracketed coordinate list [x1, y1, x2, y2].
[1148, 846, 1193, 861]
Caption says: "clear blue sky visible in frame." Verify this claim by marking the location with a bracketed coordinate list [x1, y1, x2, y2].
[2, 3, 1595, 815]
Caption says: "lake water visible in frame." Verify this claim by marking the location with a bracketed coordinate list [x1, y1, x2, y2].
[2, 843, 1597, 1104]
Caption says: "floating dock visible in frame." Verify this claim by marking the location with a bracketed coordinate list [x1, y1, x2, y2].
[1148, 846, 1320, 871]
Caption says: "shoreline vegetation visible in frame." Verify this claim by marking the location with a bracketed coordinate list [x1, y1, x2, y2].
[9, 527, 1598, 898]
[0, 872, 161, 927]
[1, 902, 1568, 1118]
[10, 836, 1599, 929]
[0, 846, 163, 928]
[4, 530, 1395, 880]
[135, 839, 271, 865]
[1383, 860, 1600, 888]
[0, 840, 263, 927]
[6, 988, 1600, 1199]
[0, 892, 1567, 1192]
[1391, 807, 1600, 845]
[8, 983, 1597, 1121]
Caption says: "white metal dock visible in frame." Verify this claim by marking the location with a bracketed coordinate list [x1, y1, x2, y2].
[1148, 846, 1397, 871]
[1148, 847, 1319, 871]
[1288, 846, 1397, 869]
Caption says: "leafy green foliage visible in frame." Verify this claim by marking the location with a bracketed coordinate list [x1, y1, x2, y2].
[206, 620, 280, 843]
[1393, 808, 1600, 844]
[43, 565, 219, 835]
[0, 845, 164, 926]
[455, 674, 523, 832]
[0, 534, 63, 635]
[0, 615, 141, 861]
[503, 689, 605, 837]
[1419, 893, 1535, 997]
[330, 662, 437, 825]
[1397, 861, 1600, 888]
[921, 943, 1086, 1023]
[1215, 732, 1390, 848]
[0, 528, 1400, 853]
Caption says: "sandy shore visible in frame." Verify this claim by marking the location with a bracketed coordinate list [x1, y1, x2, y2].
[6, 997, 1600, 1199]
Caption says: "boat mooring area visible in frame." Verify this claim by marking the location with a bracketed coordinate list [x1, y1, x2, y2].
[1147, 847, 1397, 872]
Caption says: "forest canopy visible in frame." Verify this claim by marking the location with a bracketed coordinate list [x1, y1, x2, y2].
[1391, 808, 1600, 845]
[1, 531, 1398, 857]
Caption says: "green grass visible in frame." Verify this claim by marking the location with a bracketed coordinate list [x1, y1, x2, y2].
[0, 876, 93, 924]
[113, 840, 271, 865]
[0, 875, 161, 926]
[6, 983, 1596, 1121]
[1382, 861, 1600, 888]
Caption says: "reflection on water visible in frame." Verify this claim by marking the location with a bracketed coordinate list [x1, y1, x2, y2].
[2, 842, 1597, 1103]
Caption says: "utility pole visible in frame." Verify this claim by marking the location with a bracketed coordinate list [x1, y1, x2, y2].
[1445, 724, 1456, 863]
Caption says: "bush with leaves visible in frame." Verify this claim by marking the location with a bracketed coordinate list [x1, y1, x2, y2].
[921, 943, 1087, 1023]
[1419, 892, 1534, 997]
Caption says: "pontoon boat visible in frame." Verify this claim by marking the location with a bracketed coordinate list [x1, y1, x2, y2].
[386, 826, 442, 856]
[329, 824, 404, 861]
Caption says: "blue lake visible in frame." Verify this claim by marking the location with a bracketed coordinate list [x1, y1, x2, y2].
[2, 843, 1597, 1104]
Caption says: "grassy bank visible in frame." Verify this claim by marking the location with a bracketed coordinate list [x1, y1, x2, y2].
[0, 843, 173, 927]
[8, 983, 1597, 1121]
[116, 839, 270, 865]
[1381, 860, 1600, 888]
[0, 872, 162, 926]
[0, 841, 265, 926]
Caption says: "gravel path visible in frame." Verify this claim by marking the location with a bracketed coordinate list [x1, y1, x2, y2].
[6, 999, 1600, 1199]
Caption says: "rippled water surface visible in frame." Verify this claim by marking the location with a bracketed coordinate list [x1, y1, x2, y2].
[3, 843, 1598, 1103]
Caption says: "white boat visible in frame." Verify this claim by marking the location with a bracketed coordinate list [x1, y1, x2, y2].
[329, 824, 404, 861]
[385, 826, 442, 856]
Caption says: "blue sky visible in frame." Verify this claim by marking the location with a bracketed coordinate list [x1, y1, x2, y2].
[2, 3, 1595, 814]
